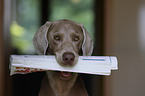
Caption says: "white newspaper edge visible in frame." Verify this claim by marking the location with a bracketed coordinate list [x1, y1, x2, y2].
[10, 55, 118, 76]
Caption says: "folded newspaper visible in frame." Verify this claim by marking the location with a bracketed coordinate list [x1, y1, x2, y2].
[10, 55, 118, 76]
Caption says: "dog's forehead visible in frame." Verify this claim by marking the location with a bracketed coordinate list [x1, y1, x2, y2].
[52, 21, 81, 33]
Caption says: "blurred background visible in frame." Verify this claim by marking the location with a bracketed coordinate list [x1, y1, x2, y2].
[0, 0, 145, 96]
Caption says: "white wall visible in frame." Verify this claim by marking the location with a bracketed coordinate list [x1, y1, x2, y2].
[105, 0, 145, 96]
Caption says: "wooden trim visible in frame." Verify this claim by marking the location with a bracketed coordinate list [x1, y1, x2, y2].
[104, 0, 111, 55]
[3, 0, 12, 96]
[103, 0, 112, 96]
[0, 0, 5, 96]
[93, 0, 105, 56]
[41, 0, 49, 25]
[91, 1, 105, 96]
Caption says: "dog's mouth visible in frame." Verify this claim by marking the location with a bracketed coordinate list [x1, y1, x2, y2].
[55, 71, 73, 80]
[53, 52, 78, 80]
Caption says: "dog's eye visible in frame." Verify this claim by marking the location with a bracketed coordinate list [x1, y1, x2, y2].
[54, 35, 60, 40]
[73, 36, 79, 41]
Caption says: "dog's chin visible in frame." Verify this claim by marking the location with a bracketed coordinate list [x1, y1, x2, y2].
[55, 71, 76, 80]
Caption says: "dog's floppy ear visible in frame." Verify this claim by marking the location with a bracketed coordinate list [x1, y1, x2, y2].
[33, 21, 53, 55]
[80, 24, 93, 56]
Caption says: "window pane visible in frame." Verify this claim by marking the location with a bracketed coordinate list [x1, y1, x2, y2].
[10, 0, 40, 54]
[50, 0, 94, 40]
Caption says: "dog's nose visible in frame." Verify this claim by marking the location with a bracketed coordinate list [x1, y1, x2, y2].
[63, 52, 75, 65]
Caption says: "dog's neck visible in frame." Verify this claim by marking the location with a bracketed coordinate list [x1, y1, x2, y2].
[46, 71, 78, 96]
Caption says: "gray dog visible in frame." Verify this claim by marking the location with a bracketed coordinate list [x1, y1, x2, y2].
[33, 19, 93, 96]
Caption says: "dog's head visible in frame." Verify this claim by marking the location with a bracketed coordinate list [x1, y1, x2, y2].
[33, 19, 93, 80]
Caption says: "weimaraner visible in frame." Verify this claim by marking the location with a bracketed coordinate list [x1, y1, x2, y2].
[33, 19, 93, 96]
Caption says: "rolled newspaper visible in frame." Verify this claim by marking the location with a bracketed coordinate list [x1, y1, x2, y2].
[10, 55, 118, 76]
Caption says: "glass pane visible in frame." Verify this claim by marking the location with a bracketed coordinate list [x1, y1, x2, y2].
[10, 0, 40, 54]
[50, 0, 94, 40]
